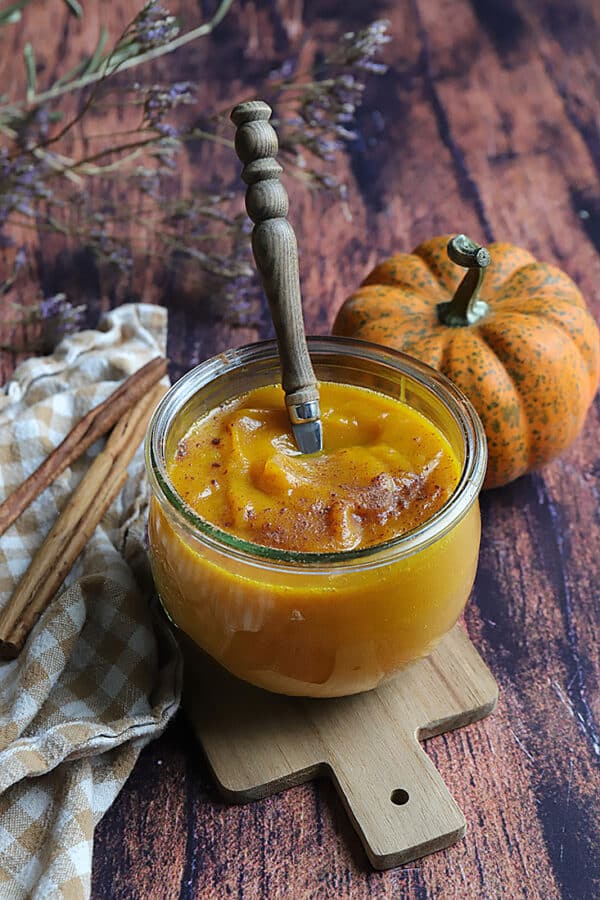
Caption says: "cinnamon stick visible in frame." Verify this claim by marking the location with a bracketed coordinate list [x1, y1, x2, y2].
[0, 381, 167, 659]
[0, 356, 167, 538]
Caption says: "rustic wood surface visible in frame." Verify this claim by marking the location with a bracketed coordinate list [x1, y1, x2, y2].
[1, 1, 599, 898]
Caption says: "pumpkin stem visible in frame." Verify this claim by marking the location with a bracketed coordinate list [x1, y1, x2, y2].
[437, 234, 491, 327]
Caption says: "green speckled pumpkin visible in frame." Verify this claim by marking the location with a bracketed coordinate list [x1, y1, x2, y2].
[333, 234, 600, 489]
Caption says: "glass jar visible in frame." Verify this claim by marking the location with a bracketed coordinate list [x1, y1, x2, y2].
[145, 337, 487, 697]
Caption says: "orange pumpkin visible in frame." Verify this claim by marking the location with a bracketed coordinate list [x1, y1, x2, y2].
[333, 234, 600, 489]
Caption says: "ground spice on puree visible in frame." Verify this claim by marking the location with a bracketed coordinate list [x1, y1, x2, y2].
[168, 382, 460, 553]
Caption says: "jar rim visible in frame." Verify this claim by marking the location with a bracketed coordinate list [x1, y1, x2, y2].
[145, 336, 487, 572]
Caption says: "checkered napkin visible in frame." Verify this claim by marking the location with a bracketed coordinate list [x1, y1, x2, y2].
[0, 304, 182, 899]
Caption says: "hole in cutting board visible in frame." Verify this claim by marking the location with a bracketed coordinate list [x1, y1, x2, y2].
[390, 789, 409, 806]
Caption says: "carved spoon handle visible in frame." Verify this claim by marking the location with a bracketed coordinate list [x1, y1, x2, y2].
[231, 100, 322, 453]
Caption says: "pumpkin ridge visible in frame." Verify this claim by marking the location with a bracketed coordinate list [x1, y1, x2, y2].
[351, 284, 432, 314]
[438, 328, 458, 374]
[478, 318, 590, 468]
[489, 261, 586, 310]
[440, 329, 531, 486]
[486, 300, 599, 391]
[477, 344, 532, 465]
[487, 308, 598, 397]
[374, 279, 447, 301]
[361, 253, 448, 299]
[479, 337, 533, 471]
[480, 246, 537, 298]
[401, 332, 448, 370]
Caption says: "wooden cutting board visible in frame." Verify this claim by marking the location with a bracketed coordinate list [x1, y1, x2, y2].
[182, 625, 498, 870]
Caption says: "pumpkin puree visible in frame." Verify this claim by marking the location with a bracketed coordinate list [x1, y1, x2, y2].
[168, 382, 459, 552]
[149, 382, 480, 696]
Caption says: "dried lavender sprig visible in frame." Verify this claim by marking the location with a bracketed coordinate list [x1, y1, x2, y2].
[1, 295, 86, 354]
[326, 19, 391, 72]
[0, 0, 235, 112]
[0, 148, 53, 227]
[132, 1, 179, 49]
[145, 81, 194, 116]
[276, 19, 390, 167]
[0, 9, 390, 319]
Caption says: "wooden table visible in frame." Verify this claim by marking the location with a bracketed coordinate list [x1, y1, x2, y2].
[2, 1, 599, 897]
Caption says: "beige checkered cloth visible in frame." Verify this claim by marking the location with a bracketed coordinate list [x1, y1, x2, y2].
[0, 304, 182, 899]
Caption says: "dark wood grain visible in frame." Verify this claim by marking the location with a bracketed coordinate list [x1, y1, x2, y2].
[1, 1, 599, 898]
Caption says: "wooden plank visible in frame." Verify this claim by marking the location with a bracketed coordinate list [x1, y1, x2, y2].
[411, 4, 600, 897]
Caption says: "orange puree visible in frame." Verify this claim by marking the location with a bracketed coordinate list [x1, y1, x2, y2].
[167, 383, 460, 552]
[148, 379, 481, 696]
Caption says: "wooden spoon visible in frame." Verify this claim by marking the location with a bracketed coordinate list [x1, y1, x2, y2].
[231, 100, 323, 454]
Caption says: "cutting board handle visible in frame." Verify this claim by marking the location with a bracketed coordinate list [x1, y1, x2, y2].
[182, 626, 498, 871]
[327, 723, 465, 869]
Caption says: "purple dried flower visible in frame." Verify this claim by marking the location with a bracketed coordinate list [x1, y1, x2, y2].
[133, 2, 179, 49]
[154, 122, 179, 137]
[135, 167, 162, 198]
[38, 294, 69, 320]
[143, 82, 193, 137]
[16, 106, 51, 150]
[15, 247, 27, 271]
[36, 295, 85, 339]
[86, 217, 133, 273]
[331, 20, 391, 71]
[168, 82, 192, 102]
[107, 245, 133, 272]
[3, 295, 87, 354]
[0, 149, 52, 227]
[269, 58, 296, 81]
[152, 136, 181, 169]
[359, 61, 388, 75]
[278, 19, 389, 165]
[16, 201, 33, 216]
